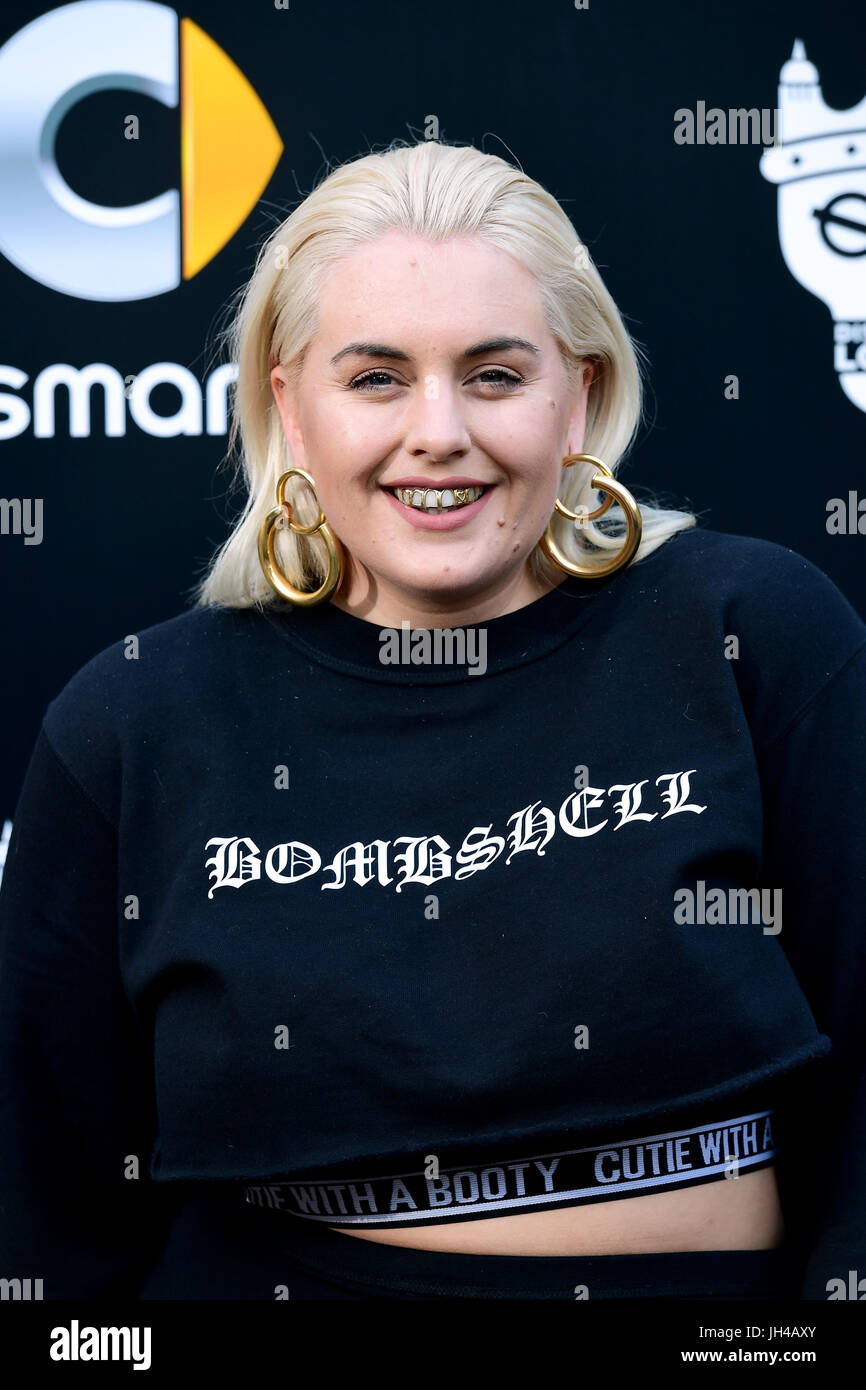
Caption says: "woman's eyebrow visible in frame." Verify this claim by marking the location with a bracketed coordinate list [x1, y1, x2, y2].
[329, 337, 542, 366]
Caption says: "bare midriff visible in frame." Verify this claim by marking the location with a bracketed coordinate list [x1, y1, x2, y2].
[330, 1164, 784, 1255]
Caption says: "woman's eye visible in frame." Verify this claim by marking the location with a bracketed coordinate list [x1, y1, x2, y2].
[348, 368, 523, 392]
[474, 369, 523, 390]
[349, 371, 396, 391]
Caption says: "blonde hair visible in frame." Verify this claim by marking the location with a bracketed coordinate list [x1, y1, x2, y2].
[191, 139, 696, 609]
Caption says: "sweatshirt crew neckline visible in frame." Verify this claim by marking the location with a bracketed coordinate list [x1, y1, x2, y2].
[257, 559, 635, 683]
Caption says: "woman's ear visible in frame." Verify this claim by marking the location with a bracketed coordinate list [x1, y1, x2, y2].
[269, 366, 305, 463]
[270, 364, 289, 416]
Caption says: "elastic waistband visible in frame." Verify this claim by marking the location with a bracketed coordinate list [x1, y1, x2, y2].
[243, 1110, 777, 1228]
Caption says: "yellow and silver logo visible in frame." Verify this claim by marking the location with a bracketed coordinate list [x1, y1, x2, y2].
[0, 0, 283, 300]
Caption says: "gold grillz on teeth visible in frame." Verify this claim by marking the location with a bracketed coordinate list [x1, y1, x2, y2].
[395, 485, 484, 511]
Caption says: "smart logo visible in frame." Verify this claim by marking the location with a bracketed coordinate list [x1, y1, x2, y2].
[0, 0, 283, 300]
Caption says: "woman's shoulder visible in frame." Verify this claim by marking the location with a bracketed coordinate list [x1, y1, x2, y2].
[641, 525, 866, 746]
[39, 602, 258, 757]
[645, 522, 847, 584]
[644, 524, 865, 651]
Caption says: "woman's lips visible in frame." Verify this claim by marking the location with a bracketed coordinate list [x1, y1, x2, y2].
[381, 485, 495, 531]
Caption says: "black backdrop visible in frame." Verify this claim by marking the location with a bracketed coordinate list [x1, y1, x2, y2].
[1, 0, 864, 859]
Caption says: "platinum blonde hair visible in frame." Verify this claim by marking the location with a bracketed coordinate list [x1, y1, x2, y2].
[192, 139, 696, 609]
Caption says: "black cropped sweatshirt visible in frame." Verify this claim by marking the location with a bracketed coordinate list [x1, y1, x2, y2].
[1, 525, 864, 1299]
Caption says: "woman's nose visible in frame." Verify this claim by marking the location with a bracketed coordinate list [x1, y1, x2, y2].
[401, 376, 472, 458]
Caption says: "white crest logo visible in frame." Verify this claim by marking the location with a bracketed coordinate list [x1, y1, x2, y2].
[760, 40, 866, 413]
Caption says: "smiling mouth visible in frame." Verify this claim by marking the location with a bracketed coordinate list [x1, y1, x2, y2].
[389, 485, 487, 513]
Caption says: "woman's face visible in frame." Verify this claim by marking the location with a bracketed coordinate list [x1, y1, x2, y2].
[270, 229, 594, 625]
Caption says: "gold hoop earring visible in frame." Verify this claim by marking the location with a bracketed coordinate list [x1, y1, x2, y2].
[257, 468, 344, 606]
[539, 453, 642, 579]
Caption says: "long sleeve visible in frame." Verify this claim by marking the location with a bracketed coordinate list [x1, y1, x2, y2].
[0, 724, 185, 1299]
[755, 639, 866, 1299]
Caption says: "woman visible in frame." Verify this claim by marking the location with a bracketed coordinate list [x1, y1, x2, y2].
[1, 140, 864, 1302]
